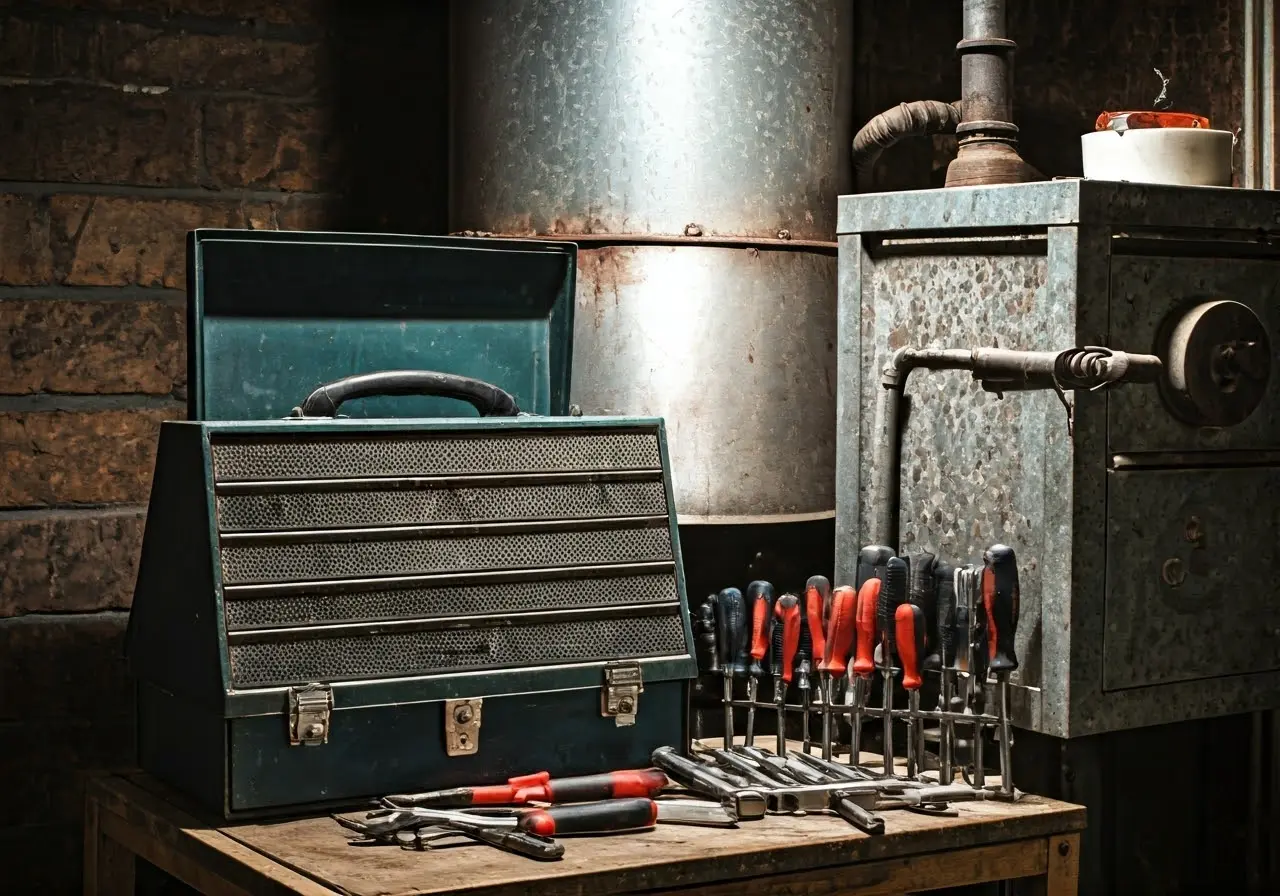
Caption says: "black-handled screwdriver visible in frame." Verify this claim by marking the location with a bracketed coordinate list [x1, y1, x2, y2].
[714, 587, 747, 747]
[933, 562, 957, 782]
[880, 557, 908, 777]
[983, 544, 1020, 796]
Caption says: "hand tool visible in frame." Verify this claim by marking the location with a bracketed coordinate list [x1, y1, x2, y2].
[850, 577, 880, 767]
[650, 799, 739, 827]
[384, 769, 668, 808]
[880, 556, 908, 776]
[693, 594, 719, 675]
[965, 566, 989, 789]
[650, 746, 767, 819]
[703, 747, 787, 789]
[772, 593, 801, 756]
[744, 580, 776, 747]
[713, 587, 747, 747]
[895, 600, 927, 778]
[820, 585, 856, 761]
[983, 544, 1020, 797]
[518, 798, 658, 836]
[856, 544, 895, 590]
[800, 576, 829, 754]
[935, 562, 957, 783]
[909, 552, 940, 669]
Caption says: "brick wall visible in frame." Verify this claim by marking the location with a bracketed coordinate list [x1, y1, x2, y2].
[0, 1, 447, 890]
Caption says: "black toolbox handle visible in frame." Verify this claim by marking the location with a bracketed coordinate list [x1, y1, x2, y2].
[290, 370, 522, 418]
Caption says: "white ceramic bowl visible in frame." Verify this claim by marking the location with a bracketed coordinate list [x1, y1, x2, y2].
[1080, 127, 1235, 187]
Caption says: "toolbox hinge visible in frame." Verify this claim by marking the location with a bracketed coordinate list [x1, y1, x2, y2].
[288, 684, 333, 746]
[601, 661, 644, 727]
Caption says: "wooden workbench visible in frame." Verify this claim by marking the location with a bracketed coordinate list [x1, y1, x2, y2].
[84, 772, 1084, 896]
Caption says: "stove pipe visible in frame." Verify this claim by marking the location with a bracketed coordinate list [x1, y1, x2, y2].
[851, 0, 1039, 186]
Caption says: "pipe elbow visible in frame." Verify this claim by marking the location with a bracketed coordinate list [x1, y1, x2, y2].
[852, 100, 963, 173]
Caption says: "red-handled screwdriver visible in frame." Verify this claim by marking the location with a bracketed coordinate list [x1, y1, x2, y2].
[895, 601, 927, 778]
[385, 769, 666, 808]
[820, 585, 857, 760]
[385, 771, 551, 807]
[983, 544, 1021, 796]
[802, 576, 831, 754]
[518, 798, 659, 837]
[744, 580, 776, 748]
[850, 578, 880, 765]
[772, 594, 801, 756]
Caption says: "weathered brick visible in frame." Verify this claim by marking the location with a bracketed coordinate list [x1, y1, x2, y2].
[0, 613, 131, 721]
[0, 407, 177, 506]
[0, 85, 199, 186]
[275, 196, 331, 231]
[0, 510, 146, 615]
[1, 299, 185, 395]
[23, 0, 319, 26]
[204, 100, 329, 190]
[0, 195, 53, 285]
[0, 14, 97, 80]
[100, 23, 318, 95]
[44, 194, 274, 288]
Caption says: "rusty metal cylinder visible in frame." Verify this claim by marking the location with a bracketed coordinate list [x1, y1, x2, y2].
[449, 0, 854, 524]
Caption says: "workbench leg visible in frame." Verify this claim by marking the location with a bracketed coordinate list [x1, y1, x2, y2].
[85, 797, 136, 896]
[1025, 833, 1080, 896]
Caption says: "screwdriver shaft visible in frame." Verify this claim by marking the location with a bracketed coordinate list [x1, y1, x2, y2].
[999, 675, 1014, 795]
[850, 677, 864, 767]
[745, 678, 758, 748]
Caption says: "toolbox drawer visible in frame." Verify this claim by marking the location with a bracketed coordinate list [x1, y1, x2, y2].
[1103, 467, 1280, 691]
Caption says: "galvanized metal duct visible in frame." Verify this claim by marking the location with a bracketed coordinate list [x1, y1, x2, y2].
[449, 0, 854, 524]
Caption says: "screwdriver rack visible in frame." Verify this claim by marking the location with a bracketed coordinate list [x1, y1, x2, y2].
[693, 544, 1023, 795]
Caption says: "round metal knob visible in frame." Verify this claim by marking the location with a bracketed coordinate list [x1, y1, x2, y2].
[1161, 300, 1270, 427]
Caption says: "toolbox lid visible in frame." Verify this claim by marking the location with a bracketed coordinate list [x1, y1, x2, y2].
[186, 230, 576, 420]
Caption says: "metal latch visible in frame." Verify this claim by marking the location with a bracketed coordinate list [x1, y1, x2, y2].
[445, 698, 482, 757]
[601, 661, 644, 727]
[288, 684, 333, 746]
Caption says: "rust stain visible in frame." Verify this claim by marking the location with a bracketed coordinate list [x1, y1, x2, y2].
[576, 246, 643, 330]
[888, 326, 909, 350]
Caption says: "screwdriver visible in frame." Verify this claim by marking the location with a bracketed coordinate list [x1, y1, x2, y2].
[744, 580, 776, 748]
[802, 576, 830, 754]
[820, 585, 857, 761]
[909, 552, 939, 670]
[966, 566, 990, 789]
[714, 587, 747, 748]
[856, 545, 895, 590]
[983, 544, 1020, 797]
[693, 594, 719, 677]
[384, 769, 668, 808]
[895, 601, 927, 778]
[772, 593, 801, 756]
[879, 556, 908, 777]
[795, 595, 815, 755]
[850, 577, 880, 767]
[934, 562, 957, 782]
[518, 798, 659, 836]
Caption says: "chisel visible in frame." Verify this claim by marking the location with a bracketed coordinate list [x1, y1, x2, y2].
[850, 577, 880, 768]
[802, 576, 830, 754]
[880, 557, 908, 776]
[713, 587, 747, 747]
[983, 544, 1020, 797]
[820, 585, 856, 761]
[744, 580, 776, 747]
[772, 594, 801, 756]
[895, 600, 927, 778]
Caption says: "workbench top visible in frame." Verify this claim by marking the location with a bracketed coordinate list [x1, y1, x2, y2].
[85, 765, 1086, 896]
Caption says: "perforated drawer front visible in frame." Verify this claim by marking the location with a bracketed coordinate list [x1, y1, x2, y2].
[227, 612, 687, 688]
[218, 522, 673, 585]
[206, 424, 691, 687]
[210, 430, 663, 481]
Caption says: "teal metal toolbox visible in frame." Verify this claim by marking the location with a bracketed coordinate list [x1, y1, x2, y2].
[124, 231, 697, 819]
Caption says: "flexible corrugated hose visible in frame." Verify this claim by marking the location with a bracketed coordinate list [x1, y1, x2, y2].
[851, 100, 963, 172]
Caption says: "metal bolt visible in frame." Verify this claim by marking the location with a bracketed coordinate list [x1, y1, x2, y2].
[1058, 841, 1071, 857]
[305, 722, 325, 738]
[1161, 558, 1186, 587]
[459, 734, 469, 746]
[454, 705, 474, 724]
[683, 223, 704, 237]
[1184, 516, 1203, 544]
[776, 229, 792, 240]
[618, 697, 635, 714]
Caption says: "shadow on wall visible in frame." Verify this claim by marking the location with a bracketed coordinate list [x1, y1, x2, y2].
[320, 0, 450, 234]
[854, 0, 1241, 191]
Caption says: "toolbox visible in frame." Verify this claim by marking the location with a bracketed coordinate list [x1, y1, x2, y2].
[125, 231, 697, 820]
